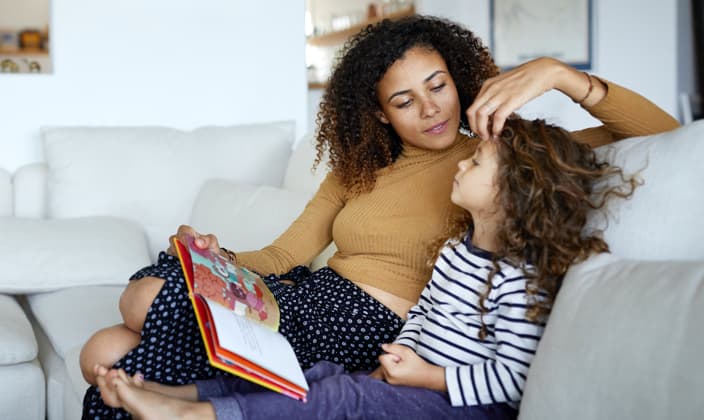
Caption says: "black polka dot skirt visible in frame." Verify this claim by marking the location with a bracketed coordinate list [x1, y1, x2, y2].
[82, 252, 404, 419]
[262, 264, 405, 372]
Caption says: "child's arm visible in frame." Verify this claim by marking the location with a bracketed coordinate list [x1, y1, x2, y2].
[381, 269, 545, 406]
[444, 272, 544, 407]
[370, 282, 433, 382]
[377, 343, 446, 392]
[392, 281, 433, 348]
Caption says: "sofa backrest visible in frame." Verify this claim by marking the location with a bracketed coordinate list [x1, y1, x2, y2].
[31, 122, 296, 257]
[189, 131, 331, 261]
[589, 120, 704, 261]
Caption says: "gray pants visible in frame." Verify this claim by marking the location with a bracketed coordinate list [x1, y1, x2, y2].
[196, 361, 517, 420]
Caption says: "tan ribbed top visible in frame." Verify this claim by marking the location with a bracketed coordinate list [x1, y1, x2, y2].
[237, 80, 679, 302]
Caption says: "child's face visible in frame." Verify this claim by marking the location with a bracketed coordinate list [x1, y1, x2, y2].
[375, 46, 461, 151]
[451, 140, 500, 217]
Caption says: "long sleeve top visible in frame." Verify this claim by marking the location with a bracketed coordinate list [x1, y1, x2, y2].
[236, 80, 679, 302]
[394, 236, 540, 408]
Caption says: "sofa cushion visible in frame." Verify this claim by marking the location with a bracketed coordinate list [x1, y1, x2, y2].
[590, 120, 704, 260]
[0, 168, 10, 217]
[27, 286, 124, 359]
[283, 133, 328, 193]
[519, 254, 704, 420]
[190, 179, 313, 252]
[0, 217, 150, 293]
[13, 162, 48, 218]
[0, 361, 45, 420]
[0, 294, 37, 364]
[42, 122, 295, 257]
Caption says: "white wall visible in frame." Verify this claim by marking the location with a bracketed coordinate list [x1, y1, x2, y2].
[417, 0, 680, 130]
[0, 0, 306, 171]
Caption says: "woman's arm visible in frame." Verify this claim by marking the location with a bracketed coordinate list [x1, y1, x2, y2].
[466, 57, 679, 145]
[235, 172, 346, 275]
[165, 173, 346, 276]
[571, 78, 680, 147]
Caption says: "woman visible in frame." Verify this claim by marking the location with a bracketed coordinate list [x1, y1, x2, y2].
[81, 15, 678, 418]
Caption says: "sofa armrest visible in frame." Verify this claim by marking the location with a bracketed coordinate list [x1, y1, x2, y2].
[519, 255, 704, 420]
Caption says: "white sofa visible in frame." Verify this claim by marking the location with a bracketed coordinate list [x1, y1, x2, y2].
[0, 120, 702, 420]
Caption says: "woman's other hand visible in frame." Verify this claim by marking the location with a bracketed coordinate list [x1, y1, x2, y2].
[466, 57, 606, 140]
[165, 225, 221, 256]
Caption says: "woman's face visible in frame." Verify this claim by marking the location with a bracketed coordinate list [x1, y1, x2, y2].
[376, 47, 461, 150]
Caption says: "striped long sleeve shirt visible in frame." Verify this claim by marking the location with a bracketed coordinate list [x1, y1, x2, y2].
[394, 235, 544, 408]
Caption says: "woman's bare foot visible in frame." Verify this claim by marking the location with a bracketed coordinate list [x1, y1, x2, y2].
[95, 365, 144, 408]
[94, 365, 121, 407]
[113, 377, 216, 420]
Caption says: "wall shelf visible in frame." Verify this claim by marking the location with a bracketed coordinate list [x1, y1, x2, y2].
[0, 47, 49, 57]
[307, 6, 415, 47]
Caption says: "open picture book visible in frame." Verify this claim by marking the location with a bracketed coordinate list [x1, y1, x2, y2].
[173, 236, 308, 401]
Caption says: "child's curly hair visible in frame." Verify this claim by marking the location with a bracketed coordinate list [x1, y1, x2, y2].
[315, 15, 498, 194]
[429, 118, 639, 338]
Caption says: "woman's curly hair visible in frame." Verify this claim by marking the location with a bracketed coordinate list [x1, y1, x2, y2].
[315, 15, 498, 193]
[429, 118, 639, 338]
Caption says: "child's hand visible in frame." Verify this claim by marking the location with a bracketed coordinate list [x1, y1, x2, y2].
[377, 343, 446, 391]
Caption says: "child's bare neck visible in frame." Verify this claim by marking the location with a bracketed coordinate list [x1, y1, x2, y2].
[471, 220, 501, 253]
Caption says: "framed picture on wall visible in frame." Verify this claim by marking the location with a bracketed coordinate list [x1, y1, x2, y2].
[490, 0, 592, 70]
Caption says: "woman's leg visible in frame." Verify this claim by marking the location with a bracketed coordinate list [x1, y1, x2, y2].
[119, 276, 166, 333]
[82, 252, 223, 419]
[264, 267, 405, 371]
[80, 324, 141, 385]
[80, 276, 165, 384]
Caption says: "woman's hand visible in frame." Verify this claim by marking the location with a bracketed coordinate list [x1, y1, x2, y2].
[377, 343, 446, 391]
[466, 57, 606, 140]
[165, 225, 222, 256]
[368, 366, 385, 381]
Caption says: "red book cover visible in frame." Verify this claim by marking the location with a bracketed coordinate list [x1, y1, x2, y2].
[173, 237, 308, 401]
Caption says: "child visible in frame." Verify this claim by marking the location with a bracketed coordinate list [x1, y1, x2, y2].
[93, 118, 637, 419]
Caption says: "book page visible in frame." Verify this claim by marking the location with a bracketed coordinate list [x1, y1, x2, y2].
[205, 297, 308, 390]
[186, 237, 280, 330]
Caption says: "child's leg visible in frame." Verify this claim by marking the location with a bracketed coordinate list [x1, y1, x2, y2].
[228, 361, 515, 420]
[79, 276, 165, 384]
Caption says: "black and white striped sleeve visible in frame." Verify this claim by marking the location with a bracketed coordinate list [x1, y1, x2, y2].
[445, 273, 544, 406]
